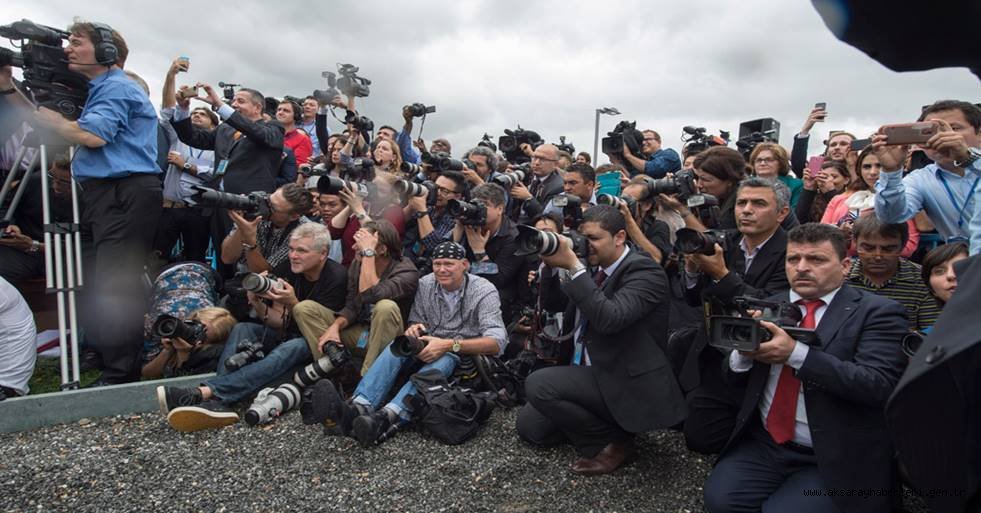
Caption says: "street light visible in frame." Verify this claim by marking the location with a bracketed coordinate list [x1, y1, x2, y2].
[593, 107, 621, 165]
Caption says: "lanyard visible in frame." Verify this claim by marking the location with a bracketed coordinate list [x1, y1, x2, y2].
[936, 171, 979, 228]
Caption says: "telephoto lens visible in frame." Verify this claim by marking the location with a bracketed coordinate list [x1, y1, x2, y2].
[446, 199, 487, 226]
[391, 329, 428, 358]
[394, 179, 431, 198]
[244, 383, 302, 426]
[491, 170, 525, 189]
[514, 225, 563, 257]
[293, 343, 352, 387]
[241, 273, 281, 294]
[401, 162, 424, 176]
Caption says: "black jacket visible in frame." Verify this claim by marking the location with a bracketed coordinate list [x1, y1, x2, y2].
[516, 170, 563, 223]
[462, 216, 524, 318]
[172, 110, 284, 195]
[723, 285, 908, 513]
[542, 249, 688, 432]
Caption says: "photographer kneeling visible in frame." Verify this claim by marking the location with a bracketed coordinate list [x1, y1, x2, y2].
[679, 177, 792, 455]
[310, 241, 506, 447]
[516, 205, 686, 475]
[156, 223, 347, 432]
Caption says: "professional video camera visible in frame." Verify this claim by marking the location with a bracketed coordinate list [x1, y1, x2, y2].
[708, 296, 818, 352]
[293, 343, 352, 387]
[225, 338, 266, 371]
[406, 102, 435, 118]
[477, 133, 497, 152]
[499, 126, 543, 164]
[191, 186, 271, 220]
[514, 225, 588, 260]
[601, 120, 644, 157]
[245, 383, 302, 426]
[317, 176, 373, 198]
[556, 135, 575, 155]
[681, 125, 730, 156]
[217, 81, 239, 102]
[675, 227, 727, 255]
[735, 118, 780, 161]
[0, 19, 89, 119]
[336, 63, 371, 97]
[447, 198, 487, 226]
[391, 329, 428, 358]
[150, 315, 207, 344]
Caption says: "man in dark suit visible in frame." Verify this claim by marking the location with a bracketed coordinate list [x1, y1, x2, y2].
[507, 143, 564, 224]
[516, 205, 687, 475]
[680, 177, 791, 454]
[887, 253, 981, 513]
[703, 223, 908, 513]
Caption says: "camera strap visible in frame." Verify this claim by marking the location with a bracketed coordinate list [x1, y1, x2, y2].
[936, 171, 979, 229]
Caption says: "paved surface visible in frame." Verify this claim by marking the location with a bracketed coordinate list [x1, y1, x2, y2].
[0, 406, 930, 513]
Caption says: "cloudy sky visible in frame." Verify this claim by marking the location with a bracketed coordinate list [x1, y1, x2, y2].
[4, 1, 978, 162]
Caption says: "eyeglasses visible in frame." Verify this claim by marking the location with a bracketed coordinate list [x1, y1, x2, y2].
[643, 137, 658, 142]
[436, 186, 459, 196]
[531, 155, 557, 162]
[754, 157, 777, 164]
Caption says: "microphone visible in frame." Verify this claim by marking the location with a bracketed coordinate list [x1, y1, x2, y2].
[218, 81, 240, 88]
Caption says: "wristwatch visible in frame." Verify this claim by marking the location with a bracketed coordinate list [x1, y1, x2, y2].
[182, 162, 193, 172]
[451, 338, 462, 353]
[359, 248, 376, 258]
[242, 241, 258, 252]
[354, 212, 369, 222]
[413, 211, 428, 220]
[27, 240, 41, 254]
[953, 147, 981, 168]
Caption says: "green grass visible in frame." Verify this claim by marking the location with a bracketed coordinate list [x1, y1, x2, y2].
[28, 357, 102, 394]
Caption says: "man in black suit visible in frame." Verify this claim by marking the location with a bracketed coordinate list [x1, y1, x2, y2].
[703, 223, 908, 513]
[516, 205, 687, 475]
[887, 253, 981, 513]
[680, 177, 792, 454]
[508, 143, 564, 224]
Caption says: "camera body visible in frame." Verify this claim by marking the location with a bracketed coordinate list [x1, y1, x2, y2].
[293, 343, 352, 387]
[447, 199, 487, 226]
[344, 109, 374, 134]
[391, 328, 428, 358]
[602, 120, 644, 157]
[675, 227, 727, 255]
[491, 168, 527, 190]
[406, 103, 436, 117]
[646, 169, 699, 201]
[596, 193, 640, 220]
[477, 133, 497, 152]
[191, 186, 271, 220]
[336, 63, 371, 98]
[245, 383, 302, 426]
[425, 152, 465, 173]
[317, 176, 374, 198]
[709, 296, 817, 352]
[681, 125, 730, 156]
[225, 338, 266, 371]
[499, 127, 543, 165]
[0, 19, 89, 119]
[514, 225, 588, 260]
[151, 315, 207, 344]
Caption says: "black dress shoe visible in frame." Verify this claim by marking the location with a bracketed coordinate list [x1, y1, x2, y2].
[352, 409, 394, 448]
[570, 440, 635, 476]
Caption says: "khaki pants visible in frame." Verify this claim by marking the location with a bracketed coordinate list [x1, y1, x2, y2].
[292, 299, 404, 376]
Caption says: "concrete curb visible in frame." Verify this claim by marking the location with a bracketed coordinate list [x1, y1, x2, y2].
[0, 373, 214, 433]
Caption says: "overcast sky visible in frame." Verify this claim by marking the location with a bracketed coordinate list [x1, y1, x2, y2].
[4, 1, 978, 162]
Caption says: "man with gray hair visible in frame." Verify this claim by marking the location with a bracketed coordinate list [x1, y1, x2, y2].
[679, 176, 793, 455]
[156, 222, 347, 432]
[462, 145, 501, 186]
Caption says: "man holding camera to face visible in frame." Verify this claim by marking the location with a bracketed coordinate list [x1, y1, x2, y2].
[220, 183, 312, 275]
[157, 223, 347, 432]
[308, 241, 506, 447]
[679, 177, 793, 455]
[402, 171, 466, 268]
[509, 143, 564, 224]
[516, 205, 686, 475]
[703, 223, 907, 513]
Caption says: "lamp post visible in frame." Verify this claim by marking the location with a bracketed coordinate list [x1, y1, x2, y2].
[593, 107, 621, 165]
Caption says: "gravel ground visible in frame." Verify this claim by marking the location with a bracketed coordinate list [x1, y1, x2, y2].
[0, 407, 930, 513]
[1, 407, 715, 513]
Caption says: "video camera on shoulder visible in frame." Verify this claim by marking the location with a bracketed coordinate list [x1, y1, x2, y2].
[191, 186, 271, 220]
[477, 133, 497, 152]
[0, 19, 89, 119]
[499, 126, 542, 165]
[601, 120, 644, 157]
[709, 296, 818, 352]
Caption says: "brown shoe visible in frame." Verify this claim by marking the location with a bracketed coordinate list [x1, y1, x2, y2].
[570, 440, 635, 476]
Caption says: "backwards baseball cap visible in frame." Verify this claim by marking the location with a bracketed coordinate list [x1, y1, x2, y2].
[432, 241, 467, 261]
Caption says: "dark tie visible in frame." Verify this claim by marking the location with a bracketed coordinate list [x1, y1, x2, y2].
[530, 178, 542, 199]
[766, 299, 823, 445]
[594, 270, 607, 287]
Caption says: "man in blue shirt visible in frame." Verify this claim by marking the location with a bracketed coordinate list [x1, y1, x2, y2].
[621, 129, 682, 178]
[873, 100, 981, 244]
[34, 21, 162, 385]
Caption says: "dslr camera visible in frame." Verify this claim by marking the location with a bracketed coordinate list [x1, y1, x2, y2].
[514, 225, 588, 260]
[151, 315, 207, 344]
[491, 167, 528, 190]
[709, 296, 818, 352]
[394, 179, 436, 205]
[225, 339, 266, 371]
[317, 176, 374, 198]
[551, 193, 583, 228]
[499, 126, 543, 164]
[241, 273, 282, 295]
[293, 343, 352, 387]
[425, 152, 466, 173]
[0, 19, 89, 119]
[245, 383, 302, 426]
[344, 109, 374, 134]
[675, 227, 727, 256]
[602, 120, 644, 157]
[192, 186, 271, 220]
[446, 198, 487, 226]
[391, 328, 428, 358]
[406, 103, 436, 117]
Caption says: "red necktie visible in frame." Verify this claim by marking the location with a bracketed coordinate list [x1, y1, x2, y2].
[766, 299, 823, 444]
[594, 270, 607, 287]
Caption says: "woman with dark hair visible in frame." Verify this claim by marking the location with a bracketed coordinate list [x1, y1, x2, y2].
[659, 146, 747, 230]
[796, 159, 850, 223]
[921, 242, 969, 307]
[750, 142, 803, 208]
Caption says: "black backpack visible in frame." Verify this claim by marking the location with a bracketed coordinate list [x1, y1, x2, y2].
[404, 370, 496, 445]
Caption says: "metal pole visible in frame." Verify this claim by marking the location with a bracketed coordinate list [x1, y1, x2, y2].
[0, 145, 29, 211]
[593, 109, 600, 167]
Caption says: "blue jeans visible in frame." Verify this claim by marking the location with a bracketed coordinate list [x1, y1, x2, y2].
[352, 341, 459, 420]
[204, 322, 312, 403]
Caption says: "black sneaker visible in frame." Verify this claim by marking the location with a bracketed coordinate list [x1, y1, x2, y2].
[156, 386, 203, 415]
[167, 399, 239, 433]
[304, 380, 361, 435]
[352, 409, 395, 448]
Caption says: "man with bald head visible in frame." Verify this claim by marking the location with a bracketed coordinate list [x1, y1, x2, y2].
[509, 143, 565, 224]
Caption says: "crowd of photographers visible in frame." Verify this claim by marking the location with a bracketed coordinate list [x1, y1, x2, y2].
[1, 19, 980, 513]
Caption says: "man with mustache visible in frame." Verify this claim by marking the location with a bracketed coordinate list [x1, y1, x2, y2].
[703, 223, 908, 513]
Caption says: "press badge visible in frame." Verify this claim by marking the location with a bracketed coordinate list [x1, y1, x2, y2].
[357, 330, 370, 349]
[215, 159, 229, 177]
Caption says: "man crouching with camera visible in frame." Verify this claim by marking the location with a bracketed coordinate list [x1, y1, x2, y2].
[156, 223, 347, 432]
[308, 241, 506, 447]
[516, 205, 686, 475]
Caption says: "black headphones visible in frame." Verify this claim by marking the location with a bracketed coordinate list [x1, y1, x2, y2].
[90, 23, 119, 66]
